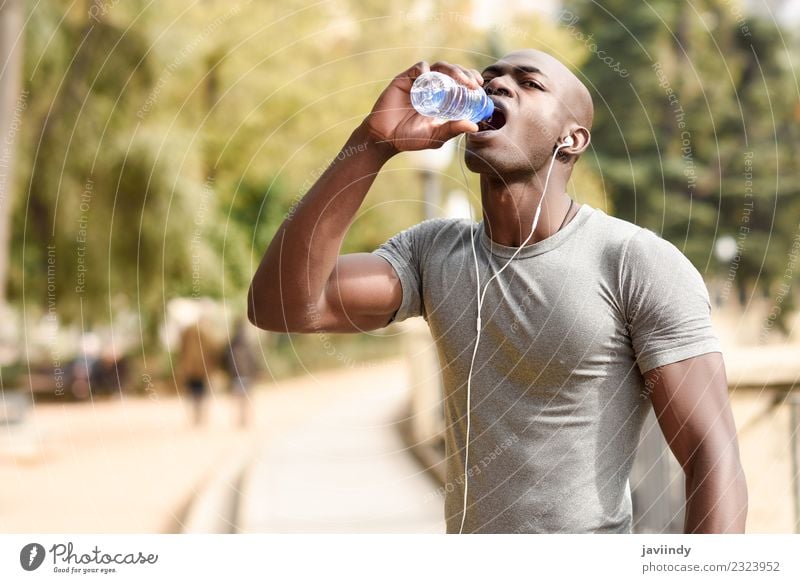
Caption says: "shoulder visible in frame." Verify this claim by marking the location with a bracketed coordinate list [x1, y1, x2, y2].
[585, 211, 709, 307]
[380, 216, 472, 251]
[623, 226, 699, 277]
[372, 217, 471, 268]
[618, 225, 711, 310]
[585, 207, 643, 247]
[405, 217, 471, 238]
[585, 209, 693, 271]
[579, 208, 645, 276]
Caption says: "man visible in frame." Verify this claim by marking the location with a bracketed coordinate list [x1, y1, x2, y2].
[247, 49, 748, 534]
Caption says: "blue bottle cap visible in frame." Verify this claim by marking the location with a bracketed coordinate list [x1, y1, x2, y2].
[475, 97, 494, 123]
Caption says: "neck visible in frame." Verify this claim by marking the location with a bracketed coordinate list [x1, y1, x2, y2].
[479, 170, 575, 247]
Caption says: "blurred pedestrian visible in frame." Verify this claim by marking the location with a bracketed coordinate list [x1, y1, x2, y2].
[224, 319, 258, 428]
[179, 318, 216, 426]
[91, 344, 130, 398]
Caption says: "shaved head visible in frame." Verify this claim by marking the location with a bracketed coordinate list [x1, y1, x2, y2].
[502, 49, 593, 131]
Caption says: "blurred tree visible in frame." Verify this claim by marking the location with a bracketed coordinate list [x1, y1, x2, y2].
[12, 1, 204, 339]
[565, 0, 800, 304]
[8, 0, 611, 352]
[0, 0, 24, 306]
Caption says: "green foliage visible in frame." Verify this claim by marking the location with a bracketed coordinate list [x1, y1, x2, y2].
[13, 0, 796, 351]
[564, 0, 800, 302]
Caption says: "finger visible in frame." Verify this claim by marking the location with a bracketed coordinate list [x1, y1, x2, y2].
[455, 65, 481, 89]
[430, 61, 478, 89]
[409, 60, 431, 78]
[454, 65, 482, 89]
[436, 119, 479, 141]
[396, 61, 430, 90]
[469, 68, 484, 86]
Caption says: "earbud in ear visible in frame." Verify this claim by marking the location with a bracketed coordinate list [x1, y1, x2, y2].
[562, 135, 574, 147]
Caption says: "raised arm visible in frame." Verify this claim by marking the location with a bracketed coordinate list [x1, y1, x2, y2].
[246, 126, 398, 334]
[247, 61, 481, 333]
[645, 352, 748, 533]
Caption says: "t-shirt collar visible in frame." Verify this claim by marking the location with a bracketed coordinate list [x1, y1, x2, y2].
[478, 203, 594, 259]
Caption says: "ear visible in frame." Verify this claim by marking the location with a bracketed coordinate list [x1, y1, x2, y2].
[562, 126, 590, 156]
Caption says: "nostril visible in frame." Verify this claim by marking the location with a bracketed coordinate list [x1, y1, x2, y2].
[485, 83, 503, 96]
[486, 86, 509, 97]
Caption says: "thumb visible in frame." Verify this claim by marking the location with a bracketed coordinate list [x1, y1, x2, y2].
[437, 119, 479, 140]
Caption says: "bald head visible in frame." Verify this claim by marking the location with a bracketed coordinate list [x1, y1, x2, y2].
[500, 49, 593, 131]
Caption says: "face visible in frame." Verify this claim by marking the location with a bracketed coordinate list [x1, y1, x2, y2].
[465, 51, 569, 177]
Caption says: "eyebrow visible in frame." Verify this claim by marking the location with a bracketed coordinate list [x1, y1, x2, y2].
[481, 64, 549, 79]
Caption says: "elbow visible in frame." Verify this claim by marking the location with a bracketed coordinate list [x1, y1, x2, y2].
[248, 304, 290, 333]
[246, 300, 268, 331]
[718, 454, 748, 517]
[732, 457, 749, 517]
[724, 458, 749, 531]
[685, 446, 748, 532]
[247, 286, 283, 332]
[247, 285, 316, 333]
[687, 444, 747, 495]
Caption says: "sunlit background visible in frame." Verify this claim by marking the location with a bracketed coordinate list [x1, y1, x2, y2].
[0, 0, 799, 533]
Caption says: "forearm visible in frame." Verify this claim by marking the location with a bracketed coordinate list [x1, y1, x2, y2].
[683, 451, 748, 533]
[248, 123, 394, 329]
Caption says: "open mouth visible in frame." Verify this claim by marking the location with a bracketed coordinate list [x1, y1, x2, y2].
[476, 107, 507, 133]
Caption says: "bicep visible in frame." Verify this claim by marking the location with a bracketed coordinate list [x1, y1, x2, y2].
[313, 252, 402, 332]
[646, 352, 739, 471]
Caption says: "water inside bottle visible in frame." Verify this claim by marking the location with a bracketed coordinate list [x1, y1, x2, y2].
[411, 72, 493, 123]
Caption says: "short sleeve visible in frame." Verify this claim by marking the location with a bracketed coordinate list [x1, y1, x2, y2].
[371, 219, 446, 324]
[620, 228, 722, 374]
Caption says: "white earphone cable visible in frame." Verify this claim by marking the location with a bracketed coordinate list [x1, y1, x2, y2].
[456, 136, 571, 534]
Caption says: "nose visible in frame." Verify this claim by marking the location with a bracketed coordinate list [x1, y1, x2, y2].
[484, 76, 513, 98]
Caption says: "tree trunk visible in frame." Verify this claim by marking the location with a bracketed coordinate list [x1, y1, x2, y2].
[0, 0, 25, 306]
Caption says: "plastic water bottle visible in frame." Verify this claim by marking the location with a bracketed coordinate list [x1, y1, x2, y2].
[410, 71, 494, 123]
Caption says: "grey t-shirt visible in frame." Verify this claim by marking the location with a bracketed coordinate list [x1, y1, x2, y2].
[372, 203, 722, 533]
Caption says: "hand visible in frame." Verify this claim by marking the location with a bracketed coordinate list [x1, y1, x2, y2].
[362, 60, 483, 154]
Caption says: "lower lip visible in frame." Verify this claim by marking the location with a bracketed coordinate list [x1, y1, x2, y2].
[467, 129, 501, 143]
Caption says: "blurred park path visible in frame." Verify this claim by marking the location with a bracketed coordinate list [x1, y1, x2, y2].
[1, 389, 247, 532]
[3, 339, 797, 533]
[0, 358, 442, 533]
[238, 362, 445, 533]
